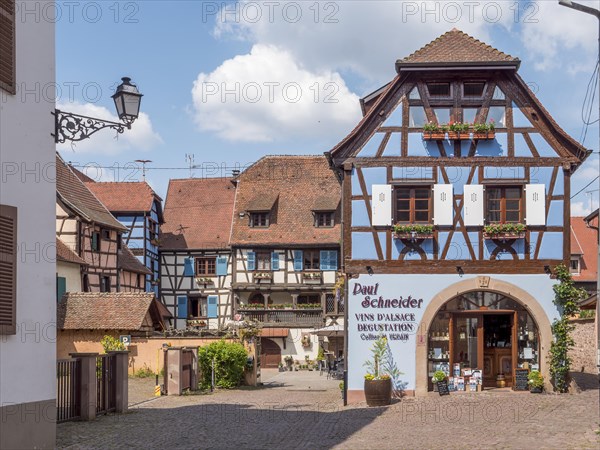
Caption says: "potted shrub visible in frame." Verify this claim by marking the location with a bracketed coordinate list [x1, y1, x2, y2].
[431, 370, 446, 392]
[528, 370, 544, 393]
[422, 122, 445, 140]
[363, 336, 393, 407]
[447, 121, 470, 140]
[392, 224, 434, 240]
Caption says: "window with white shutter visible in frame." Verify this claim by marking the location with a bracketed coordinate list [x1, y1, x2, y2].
[433, 184, 453, 226]
[525, 184, 546, 226]
[371, 185, 392, 226]
[0, 1, 15, 94]
[463, 185, 484, 226]
[0, 204, 17, 334]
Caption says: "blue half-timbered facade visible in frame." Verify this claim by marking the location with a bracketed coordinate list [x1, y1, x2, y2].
[327, 30, 590, 401]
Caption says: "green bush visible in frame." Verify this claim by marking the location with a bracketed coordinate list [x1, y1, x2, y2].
[100, 335, 125, 353]
[198, 340, 248, 389]
[133, 366, 155, 378]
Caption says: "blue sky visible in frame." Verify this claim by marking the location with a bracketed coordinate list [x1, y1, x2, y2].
[56, 1, 599, 214]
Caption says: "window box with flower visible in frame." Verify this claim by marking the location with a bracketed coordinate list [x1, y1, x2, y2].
[253, 272, 272, 283]
[422, 122, 445, 140]
[447, 121, 470, 140]
[483, 223, 526, 240]
[392, 224, 434, 240]
[472, 120, 496, 140]
[302, 271, 322, 284]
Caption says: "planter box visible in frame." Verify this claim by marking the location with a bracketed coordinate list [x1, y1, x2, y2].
[364, 378, 392, 407]
[393, 232, 434, 240]
[303, 278, 322, 285]
[422, 132, 446, 140]
[530, 386, 542, 393]
[473, 131, 496, 140]
[447, 131, 469, 140]
[483, 232, 526, 240]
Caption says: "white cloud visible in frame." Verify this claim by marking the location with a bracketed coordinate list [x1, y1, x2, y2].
[191, 44, 361, 142]
[519, 1, 599, 71]
[56, 102, 162, 155]
[571, 201, 589, 216]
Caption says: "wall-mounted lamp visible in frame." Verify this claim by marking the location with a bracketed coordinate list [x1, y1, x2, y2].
[366, 266, 374, 275]
[53, 77, 143, 143]
[456, 266, 464, 277]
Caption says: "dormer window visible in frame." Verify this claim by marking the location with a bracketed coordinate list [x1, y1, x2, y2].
[570, 257, 581, 275]
[250, 212, 269, 228]
[315, 211, 334, 228]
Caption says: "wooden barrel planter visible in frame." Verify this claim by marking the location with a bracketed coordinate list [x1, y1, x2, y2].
[364, 378, 392, 406]
[496, 374, 506, 388]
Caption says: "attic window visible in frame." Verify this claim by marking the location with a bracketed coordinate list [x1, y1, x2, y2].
[250, 212, 269, 228]
[427, 83, 451, 98]
[463, 82, 486, 97]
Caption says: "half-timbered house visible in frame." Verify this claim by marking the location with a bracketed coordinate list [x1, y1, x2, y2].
[119, 245, 153, 293]
[160, 178, 235, 330]
[56, 154, 128, 292]
[86, 181, 164, 293]
[231, 156, 344, 366]
[327, 30, 590, 401]
[56, 238, 87, 301]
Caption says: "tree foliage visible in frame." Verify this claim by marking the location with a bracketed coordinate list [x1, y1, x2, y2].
[100, 335, 125, 353]
[198, 340, 248, 389]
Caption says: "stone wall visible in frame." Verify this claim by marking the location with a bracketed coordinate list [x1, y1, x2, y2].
[570, 318, 597, 373]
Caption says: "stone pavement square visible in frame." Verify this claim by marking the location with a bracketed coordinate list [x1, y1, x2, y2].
[57, 371, 600, 449]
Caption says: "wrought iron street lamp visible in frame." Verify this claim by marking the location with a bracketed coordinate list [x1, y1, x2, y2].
[53, 77, 143, 143]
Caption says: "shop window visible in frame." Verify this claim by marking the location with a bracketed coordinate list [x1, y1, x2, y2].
[394, 186, 431, 223]
[486, 186, 522, 223]
[195, 257, 216, 276]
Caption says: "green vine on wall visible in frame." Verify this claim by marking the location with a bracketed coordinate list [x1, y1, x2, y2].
[548, 265, 587, 393]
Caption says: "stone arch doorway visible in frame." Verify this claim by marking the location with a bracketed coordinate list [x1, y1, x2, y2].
[415, 277, 553, 395]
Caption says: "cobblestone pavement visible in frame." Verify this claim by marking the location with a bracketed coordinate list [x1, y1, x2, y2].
[58, 371, 600, 449]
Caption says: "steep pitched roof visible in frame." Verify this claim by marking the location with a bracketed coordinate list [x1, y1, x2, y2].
[57, 292, 170, 331]
[231, 156, 340, 247]
[119, 245, 152, 275]
[396, 28, 519, 70]
[85, 181, 163, 219]
[56, 153, 127, 231]
[161, 178, 235, 250]
[56, 238, 87, 266]
[571, 216, 598, 283]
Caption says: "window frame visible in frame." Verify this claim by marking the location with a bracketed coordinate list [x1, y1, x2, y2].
[100, 276, 111, 293]
[315, 211, 335, 228]
[249, 212, 270, 228]
[570, 257, 581, 275]
[195, 257, 217, 276]
[462, 81, 487, 98]
[426, 82, 452, 99]
[485, 185, 524, 224]
[393, 185, 432, 224]
[255, 251, 271, 271]
[303, 249, 320, 271]
[91, 231, 101, 252]
[188, 295, 208, 319]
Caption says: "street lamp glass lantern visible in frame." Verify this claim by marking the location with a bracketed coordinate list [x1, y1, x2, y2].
[112, 77, 143, 125]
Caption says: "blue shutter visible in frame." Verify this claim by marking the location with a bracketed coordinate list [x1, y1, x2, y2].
[329, 251, 338, 271]
[183, 257, 194, 276]
[177, 296, 188, 319]
[247, 251, 256, 271]
[320, 250, 329, 271]
[207, 295, 218, 318]
[271, 252, 280, 271]
[56, 276, 66, 302]
[216, 257, 228, 276]
[293, 250, 303, 271]
[91, 233, 98, 251]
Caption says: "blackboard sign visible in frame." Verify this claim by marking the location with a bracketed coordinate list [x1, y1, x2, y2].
[437, 380, 450, 396]
[514, 369, 529, 391]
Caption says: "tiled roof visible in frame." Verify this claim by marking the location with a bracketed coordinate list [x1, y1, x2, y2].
[231, 156, 341, 247]
[397, 29, 519, 68]
[313, 196, 340, 212]
[86, 181, 163, 214]
[56, 154, 127, 231]
[119, 245, 152, 275]
[56, 238, 87, 266]
[161, 178, 235, 250]
[571, 216, 598, 283]
[57, 292, 169, 330]
[69, 164, 96, 183]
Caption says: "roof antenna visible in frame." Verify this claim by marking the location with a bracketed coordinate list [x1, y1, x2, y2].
[185, 153, 195, 178]
[135, 160, 152, 181]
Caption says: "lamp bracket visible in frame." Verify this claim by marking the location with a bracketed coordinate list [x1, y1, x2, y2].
[52, 109, 131, 143]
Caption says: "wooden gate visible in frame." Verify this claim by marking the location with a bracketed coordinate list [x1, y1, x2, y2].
[181, 349, 193, 391]
[56, 359, 81, 423]
[260, 338, 281, 368]
[96, 354, 116, 415]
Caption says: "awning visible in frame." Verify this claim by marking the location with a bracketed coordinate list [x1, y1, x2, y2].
[260, 328, 289, 338]
[311, 324, 344, 337]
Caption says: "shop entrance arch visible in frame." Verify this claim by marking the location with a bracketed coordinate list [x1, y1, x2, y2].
[415, 278, 553, 395]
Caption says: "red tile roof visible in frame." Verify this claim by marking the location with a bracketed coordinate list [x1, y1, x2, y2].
[231, 156, 341, 247]
[56, 238, 87, 266]
[85, 181, 162, 214]
[397, 28, 519, 69]
[57, 292, 170, 331]
[161, 178, 235, 250]
[56, 154, 127, 231]
[571, 217, 598, 283]
[119, 245, 152, 275]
